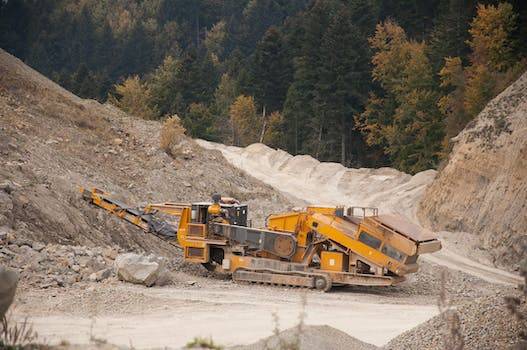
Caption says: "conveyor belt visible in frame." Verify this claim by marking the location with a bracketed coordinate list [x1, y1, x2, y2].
[81, 188, 177, 239]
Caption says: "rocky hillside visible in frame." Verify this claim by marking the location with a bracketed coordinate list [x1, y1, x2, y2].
[418, 72, 527, 270]
[0, 49, 295, 256]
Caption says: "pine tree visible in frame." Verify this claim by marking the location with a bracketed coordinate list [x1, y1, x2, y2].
[148, 55, 184, 117]
[262, 111, 285, 148]
[463, 3, 521, 117]
[248, 26, 292, 113]
[183, 103, 217, 140]
[467, 3, 518, 71]
[282, 0, 334, 155]
[212, 73, 239, 143]
[317, 5, 370, 164]
[429, 0, 473, 72]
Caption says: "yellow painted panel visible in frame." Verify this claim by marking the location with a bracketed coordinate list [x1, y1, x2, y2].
[321, 251, 347, 272]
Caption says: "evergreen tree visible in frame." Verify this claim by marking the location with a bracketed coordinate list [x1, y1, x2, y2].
[248, 26, 292, 113]
[317, 5, 370, 164]
[183, 103, 217, 140]
[429, 0, 473, 72]
[148, 55, 184, 117]
[283, 0, 334, 155]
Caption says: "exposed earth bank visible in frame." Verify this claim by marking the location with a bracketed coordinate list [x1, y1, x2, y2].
[418, 72, 527, 270]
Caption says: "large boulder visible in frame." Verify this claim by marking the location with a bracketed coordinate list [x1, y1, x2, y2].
[114, 253, 167, 287]
[0, 267, 18, 318]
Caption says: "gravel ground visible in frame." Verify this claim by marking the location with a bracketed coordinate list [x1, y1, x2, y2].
[384, 292, 526, 350]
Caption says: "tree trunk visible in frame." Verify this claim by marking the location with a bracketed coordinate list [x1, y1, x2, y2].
[315, 124, 323, 159]
[294, 115, 298, 154]
[259, 105, 266, 143]
[340, 129, 346, 165]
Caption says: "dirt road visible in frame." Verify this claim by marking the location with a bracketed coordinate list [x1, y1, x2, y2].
[16, 282, 437, 348]
[424, 250, 522, 285]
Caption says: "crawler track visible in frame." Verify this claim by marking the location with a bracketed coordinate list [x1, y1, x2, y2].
[233, 268, 332, 291]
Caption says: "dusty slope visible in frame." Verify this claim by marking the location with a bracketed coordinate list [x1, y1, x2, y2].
[196, 141, 436, 220]
[418, 72, 527, 270]
[0, 48, 295, 255]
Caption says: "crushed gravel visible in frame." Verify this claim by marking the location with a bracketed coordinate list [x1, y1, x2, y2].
[231, 325, 378, 350]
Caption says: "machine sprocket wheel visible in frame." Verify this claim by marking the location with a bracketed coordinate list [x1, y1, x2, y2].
[314, 274, 332, 292]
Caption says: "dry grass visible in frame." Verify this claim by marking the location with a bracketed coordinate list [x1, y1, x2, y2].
[160, 115, 186, 156]
[265, 292, 307, 350]
[185, 336, 223, 349]
[0, 314, 38, 349]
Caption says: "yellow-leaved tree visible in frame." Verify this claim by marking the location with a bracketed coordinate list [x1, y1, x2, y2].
[109, 76, 158, 120]
[356, 20, 443, 174]
[439, 3, 524, 144]
[438, 57, 468, 144]
[262, 111, 284, 149]
[229, 95, 261, 146]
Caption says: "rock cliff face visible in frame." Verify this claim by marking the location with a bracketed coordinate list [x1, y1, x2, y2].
[418, 72, 527, 269]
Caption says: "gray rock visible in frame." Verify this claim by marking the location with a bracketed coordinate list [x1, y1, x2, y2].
[114, 253, 167, 287]
[90, 268, 113, 282]
[103, 247, 118, 260]
[0, 181, 13, 194]
[0, 267, 18, 318]
[31, 241, 46, 252]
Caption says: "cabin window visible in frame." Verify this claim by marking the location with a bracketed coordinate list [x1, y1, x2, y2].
[382, 244, 405, 262]
[358, 231, 382, 250]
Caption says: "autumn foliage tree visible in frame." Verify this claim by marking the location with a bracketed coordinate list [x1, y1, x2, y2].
[438, 2, 525, 148]
[229, 95, 261, 146]
[357, 20, 443, 174]
[109, 76, 157, 120]
[438, 57, 468, 144]
[262, 111, 285, 149]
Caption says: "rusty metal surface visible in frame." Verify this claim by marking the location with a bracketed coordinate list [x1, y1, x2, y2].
[233, 270, 315, 288]
[329, 272, 404, 286]
[375, 214, 437, 242]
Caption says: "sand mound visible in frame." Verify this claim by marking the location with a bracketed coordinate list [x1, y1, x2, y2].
[418, 72, 527, 269]
[232, 325, 378, 350]
[196, 141, 436, 220]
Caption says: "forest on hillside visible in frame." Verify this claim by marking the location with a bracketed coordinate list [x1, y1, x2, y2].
[1, 0, 526, 173]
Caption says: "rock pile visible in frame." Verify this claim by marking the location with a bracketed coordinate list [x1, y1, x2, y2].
[384, 292, 526, 349]
[0, 234, 120, 288]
